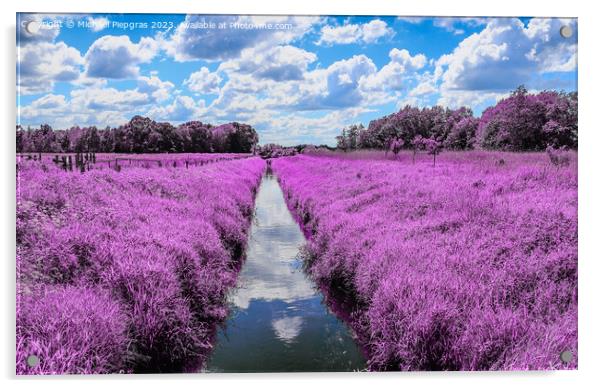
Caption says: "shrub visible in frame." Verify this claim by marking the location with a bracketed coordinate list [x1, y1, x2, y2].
[546, 145, 571, 167]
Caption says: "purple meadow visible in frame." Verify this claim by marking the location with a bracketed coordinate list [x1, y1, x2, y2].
[16, 157, 265, 374]
[272, 151, 577, 370]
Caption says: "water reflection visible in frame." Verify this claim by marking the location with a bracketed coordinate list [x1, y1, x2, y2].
[271, 316, 303, 343]
[205, 174, 365, 372]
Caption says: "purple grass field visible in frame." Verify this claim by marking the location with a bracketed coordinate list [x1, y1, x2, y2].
[16, 156, 265, 374]
[17, 152, 253, 171]
[272, 151, 577, 370]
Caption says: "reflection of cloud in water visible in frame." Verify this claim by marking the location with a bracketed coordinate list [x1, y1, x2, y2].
[271, 316, 303, 344]
[231, 176, 318, 309]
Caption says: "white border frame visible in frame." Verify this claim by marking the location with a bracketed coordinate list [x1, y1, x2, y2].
[2, 1, 599, 388]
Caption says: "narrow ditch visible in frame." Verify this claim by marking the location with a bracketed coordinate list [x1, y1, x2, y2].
[204, 172, 366, 372]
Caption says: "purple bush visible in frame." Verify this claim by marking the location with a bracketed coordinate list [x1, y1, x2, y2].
[272, 152, 577, 371]
[16, 157, 265, 374]
[546, 145, 571, 167]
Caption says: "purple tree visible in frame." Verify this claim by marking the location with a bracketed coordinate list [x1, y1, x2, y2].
[411, 135, 424, 164]
[388, 138, 405, 160]
[478, 86, 577, 150]
[423, 138, 442, 166]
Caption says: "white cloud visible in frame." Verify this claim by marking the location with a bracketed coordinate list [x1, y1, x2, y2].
[22, 87, 151, 119]
[209, 53, 381, 118]
[184, 67, 223, 94]
[137, 75, 174, 102]
[19, 89, 141, 129]
[70, 87, 153, 111]
[436, 89, 509, 112]
[86, 16, 110, 32]
[17, 14, 61, 45]
[27, 94, 67, 110]
[410, 80, 438, 97]
[436, 18, 577, 93]
[147, 95, 206, 122]
[433, 17, 489, 35]
[85, 35, 159, 79]
[317, 19, 394, 45]
[397, 16, 425, 24]
[296, 54, 378, 109]
[219, 45, 317, 82]
[271, 317, 303, 344]
[253, 107, 370, 146]
[361, 48, 427, 91]
[163, 14, 319, 62]
[18, 41, 84, 94]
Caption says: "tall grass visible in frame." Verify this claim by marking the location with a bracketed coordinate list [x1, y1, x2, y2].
[272, 151, 577, 370]
[16, 157, 265, 374]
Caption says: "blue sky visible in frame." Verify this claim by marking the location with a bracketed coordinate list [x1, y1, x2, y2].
[17, 13, 577, 145]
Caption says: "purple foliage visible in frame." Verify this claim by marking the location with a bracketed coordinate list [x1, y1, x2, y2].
[16, 287, 129, 375]
[257, 143, 298, 159]
[272, 152, 577, 371]
[388, 139, 404, 159]
[16, 157, 265, 374]
[478, 87, 578, 150]
[546, 146, 571, 167]
[16, 116, 259, 154]
[334, 87, 577, 153]
[339, 106, 475, 151]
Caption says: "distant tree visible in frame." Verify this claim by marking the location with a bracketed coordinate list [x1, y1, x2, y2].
[349, 105, 477, 152]
[86, 127, 101, 152]
[16, 126, 24, 152]
[178, 121, 213, 152]
[478, 86, 577, 150]
[446, 116, 478, 150]
[227, 122, 259, 153]
[15, 116, 259, 154]
[336, 128, 349, 151]
[100, 127, 115, 152]
[423, 138, 443, 166]
[387, 138, 404, 160]
[257, 143, 297, 159]
[412, 135, 424, 163]
[29, 124, 57, 152]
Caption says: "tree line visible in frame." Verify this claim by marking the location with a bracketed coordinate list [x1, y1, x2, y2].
[16, 116, 259, 154]
[336, 86, 578, 152]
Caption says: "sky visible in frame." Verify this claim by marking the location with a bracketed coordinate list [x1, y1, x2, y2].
[17, 13, 577, 146]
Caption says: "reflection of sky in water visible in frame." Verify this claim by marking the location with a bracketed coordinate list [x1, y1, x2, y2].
[231, 176, 316, 310]
[205, 175, 365, 372]
[271, 316, 303, 344]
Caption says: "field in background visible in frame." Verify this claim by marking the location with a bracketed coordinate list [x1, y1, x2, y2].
[273, 151, 577, 370]
[17, 152, 253, 171]
[302, 147, 573, 165]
